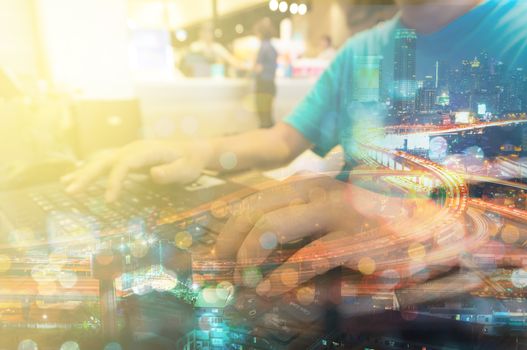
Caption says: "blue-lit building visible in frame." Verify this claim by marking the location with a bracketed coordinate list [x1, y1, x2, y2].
[393, 29, 417, 124]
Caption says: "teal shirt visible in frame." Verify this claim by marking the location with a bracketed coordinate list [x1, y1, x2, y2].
[284, 0, 527, 160]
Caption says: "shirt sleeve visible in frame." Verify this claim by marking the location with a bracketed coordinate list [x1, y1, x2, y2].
[283, 48, 347, 157]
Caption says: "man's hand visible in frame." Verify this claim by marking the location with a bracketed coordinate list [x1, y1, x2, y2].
[61, 139, 213, 202]
[214, 173, 451, 297]
[61, 123, 311, 203]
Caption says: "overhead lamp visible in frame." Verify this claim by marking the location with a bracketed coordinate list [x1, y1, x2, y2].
[290, 3, 299, 15]
[175, 29, 188, 42]
[279, 1, 288, 13]
[298, 3, 308, 15]
[235, 24, 244, 34]
[269, 0, 279, 11]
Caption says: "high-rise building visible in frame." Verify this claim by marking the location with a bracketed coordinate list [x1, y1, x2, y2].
[449, 59, 472, 111]
[493, 61, 507, 114]
[423, 75, 435, 89]
[393, 29, 417, 123]
[417, 87, 437, 113]
[435, 60, 449, 93]
[503, 67, 525, 112]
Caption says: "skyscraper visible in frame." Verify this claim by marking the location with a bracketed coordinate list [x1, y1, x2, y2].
[393, 29, 417, 124]
[435, 60, 449, 92]
[450, 59, 473, 111]
[504, 67, 525, 112]
[416, 87, 437, 113]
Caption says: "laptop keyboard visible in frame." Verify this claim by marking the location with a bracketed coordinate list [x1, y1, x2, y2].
[0, 179, 339, 348]
[222, 285, 332, 349]
[0, 178, 228, 251]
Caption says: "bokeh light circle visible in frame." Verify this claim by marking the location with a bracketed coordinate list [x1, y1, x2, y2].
[501, 225, 520, 244]
[60, 341, 80, 350]
[278, 1, 288, 13]
[298, 3, 308, 15]
[280, 268, 299, 287]
[511, 269, 527, 288]
[18, 339, 38, 350]
[429, 136, 448, 161]
[130, 239, 149, 258]
[104, 343, 123, 350]
[58, 271, 78, 289]
[242, 267, 263, 288]
[269, 0, 279, 11]
[259, 231, 278, 250]
[358, 257, 376, 275]
[175, 231, 193, 250]
[296, 285, 316, 305]
[464, 146, 485, 161]
[31, 265, 59, 283]
[219, 152, 238, 170]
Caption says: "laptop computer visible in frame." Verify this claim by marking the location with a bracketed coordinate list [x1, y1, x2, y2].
[0, 171, 341, 349]
[0, 174, 247, 253]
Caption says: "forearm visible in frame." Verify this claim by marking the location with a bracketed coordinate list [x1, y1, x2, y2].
[205, 123, 311, 172]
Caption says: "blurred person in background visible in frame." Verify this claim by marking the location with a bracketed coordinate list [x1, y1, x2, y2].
[316, 35, 337, 60]
[184, 22, 246, 77]
[253, 17, 278, 128]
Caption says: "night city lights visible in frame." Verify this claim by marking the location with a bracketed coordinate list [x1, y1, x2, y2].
[0, 0, 527, 349]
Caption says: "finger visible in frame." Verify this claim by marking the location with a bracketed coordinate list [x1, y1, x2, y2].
[215, 175, 351, 276]
[105, 157, 136, 202]
[256, 230, 351, 297]
[394, 271, 485, 308]
[61, 170, 82, 185]
[214, 211, 256, 262]
[214, 183, 308, 260]
[234, 201, 341, 284]
[61, 161, 91, 184]
[106, 149, 178, 202]
[65, 154, 117, 193]
[150, 158, 201, 185]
